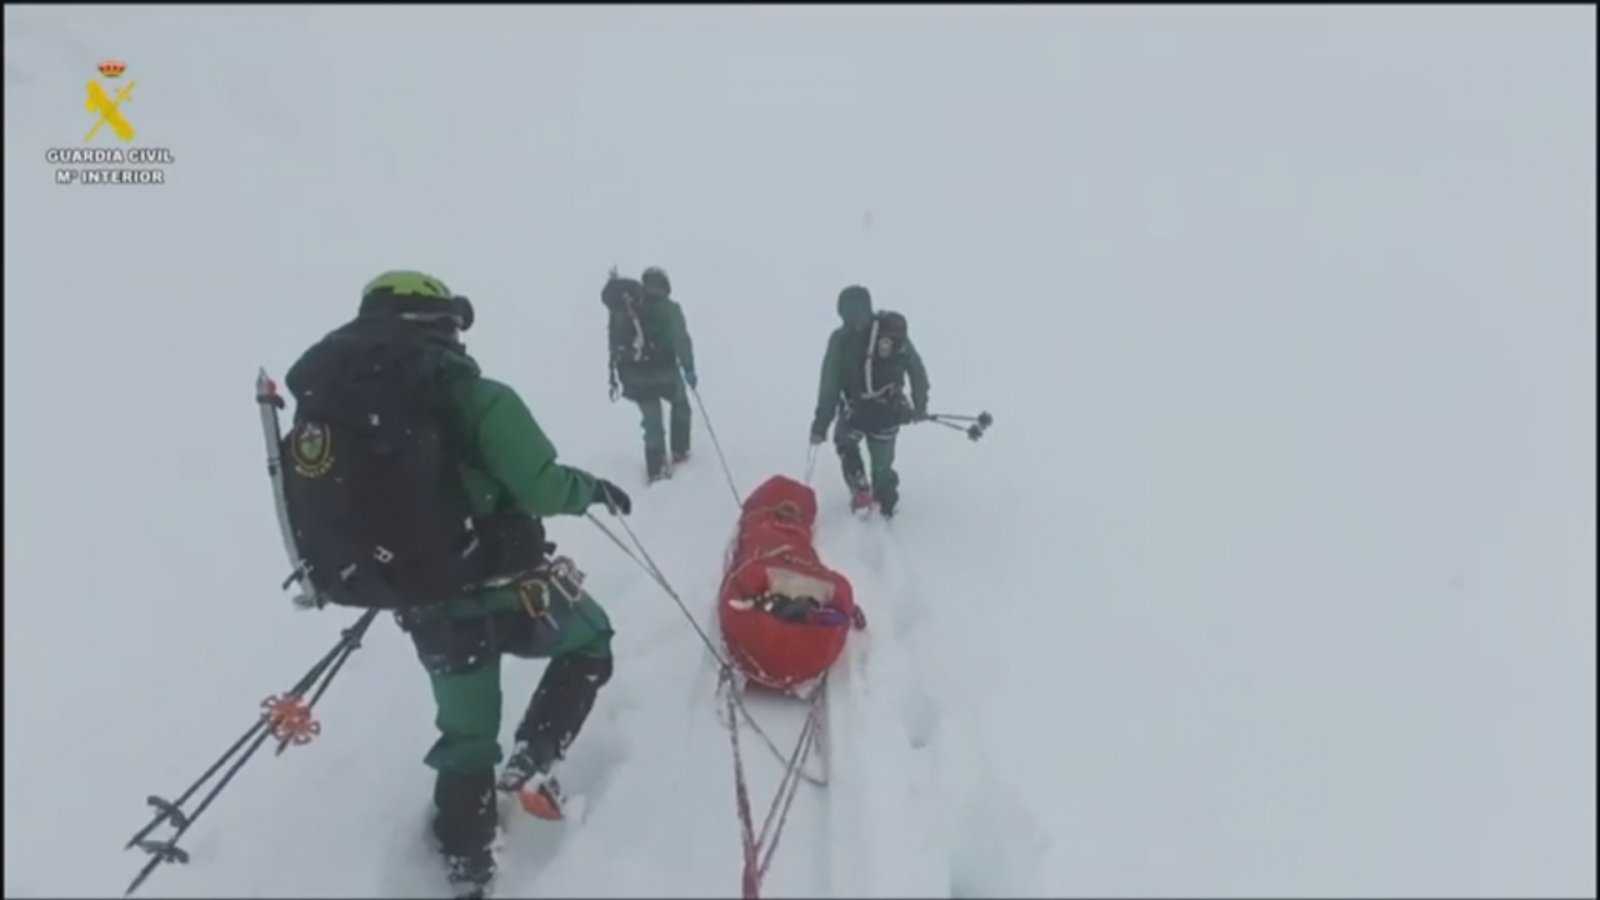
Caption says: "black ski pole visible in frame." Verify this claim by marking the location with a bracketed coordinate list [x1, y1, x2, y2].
[122, 609, 380, 897]
[274, 610, 378, 755]
[927, 411, 993, 427]
[924, 410, 993, 442]
[121, 639, 356, 862]
[121, 627, 357, 859]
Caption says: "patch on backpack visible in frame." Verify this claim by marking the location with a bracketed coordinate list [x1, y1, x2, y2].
[290, 421, 335, 478]
[876, 336, 896, 357]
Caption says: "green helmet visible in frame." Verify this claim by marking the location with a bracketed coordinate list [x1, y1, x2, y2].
[358, 270, 475, 331]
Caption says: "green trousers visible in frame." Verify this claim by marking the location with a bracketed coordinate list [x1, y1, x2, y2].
[403, 590, 614, 773]
[833, 399, 903, 506]
[633, 376, 691, 454]
[626, 377, 692, 475]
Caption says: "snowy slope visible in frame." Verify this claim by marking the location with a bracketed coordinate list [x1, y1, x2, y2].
[5, 6, 1596, 898]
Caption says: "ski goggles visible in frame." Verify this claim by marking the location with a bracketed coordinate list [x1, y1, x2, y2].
[360, 289, 476, 332]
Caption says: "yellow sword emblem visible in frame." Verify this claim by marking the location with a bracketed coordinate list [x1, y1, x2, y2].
[86, 79, 136, 143]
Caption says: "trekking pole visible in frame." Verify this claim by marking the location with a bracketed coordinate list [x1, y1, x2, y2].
[687, 384, 743, 506]
[803, 444, 818, 485]
[924, 410, 993, 443]
[121, 608, 380, 897]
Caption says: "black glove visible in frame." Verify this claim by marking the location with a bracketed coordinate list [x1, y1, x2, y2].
[592, 478, 632, 515]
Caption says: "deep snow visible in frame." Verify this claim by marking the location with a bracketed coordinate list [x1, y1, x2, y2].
[4, 6, 1595, 898]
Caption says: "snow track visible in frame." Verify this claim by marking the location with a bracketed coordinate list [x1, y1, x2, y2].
[818, 515, 951, 897]
[823, 514, 1051, 898]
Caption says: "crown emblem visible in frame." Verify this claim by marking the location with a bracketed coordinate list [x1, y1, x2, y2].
[98, 60, 127, 78]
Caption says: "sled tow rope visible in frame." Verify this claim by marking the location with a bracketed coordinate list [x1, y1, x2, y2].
[721, 668, 823, 900]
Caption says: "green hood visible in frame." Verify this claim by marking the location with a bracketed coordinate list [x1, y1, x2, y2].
[837, 285, 873, 328]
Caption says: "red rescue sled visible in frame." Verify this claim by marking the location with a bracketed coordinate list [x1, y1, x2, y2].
[718, 475, 864, 695]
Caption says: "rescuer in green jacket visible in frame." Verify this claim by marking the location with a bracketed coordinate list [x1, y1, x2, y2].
[809, 284, 929, 517]
[604, 267, 698, 482]
[323, 271, 635, 897]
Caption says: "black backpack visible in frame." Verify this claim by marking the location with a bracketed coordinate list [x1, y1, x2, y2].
[868, 311, 909, 362]
[603, 276, 646, 362]
[603, 276, 680, 401]
[846, 310, 912, 403]
[280, 317, 483, 610]
[601, 274, 643, 314]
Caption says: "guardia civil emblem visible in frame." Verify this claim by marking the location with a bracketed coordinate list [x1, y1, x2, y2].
[290, 421, 335, 478]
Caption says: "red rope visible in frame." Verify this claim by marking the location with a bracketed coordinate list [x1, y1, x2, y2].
[723, 669, 822, 899]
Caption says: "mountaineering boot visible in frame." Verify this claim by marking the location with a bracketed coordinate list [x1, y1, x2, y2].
[500, 655, 615, 820]
[433, 769, 499, 897]
[445, 853, 496, 900]
[672, 450, 691, 467]
[847, 468, 874, 514]
[498, 740, 565, 820]
[848, 467, 874, 513]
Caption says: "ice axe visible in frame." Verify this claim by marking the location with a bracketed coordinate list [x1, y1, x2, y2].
[256, 369, 321, 610]
[924, 411, 993, 442]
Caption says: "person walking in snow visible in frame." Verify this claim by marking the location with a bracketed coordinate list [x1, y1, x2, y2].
[283, 271, 635, 898]
[808, 284, 930, 517]
[603, 266, 698, 482]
